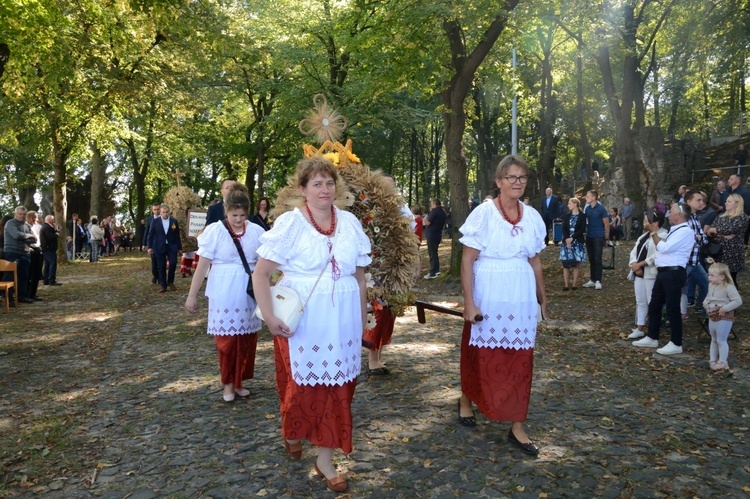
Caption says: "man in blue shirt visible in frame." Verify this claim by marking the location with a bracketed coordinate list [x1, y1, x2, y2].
[582, 190, 609, 290]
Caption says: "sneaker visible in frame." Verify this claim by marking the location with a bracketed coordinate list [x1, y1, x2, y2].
[582, 280, 595, 288]
[627, 329, 645, 339]
[686, 300, 695, 307]
[633, 337, 659, 348]
[709, 360, 720, 371]
[680, 313, 688, 319]
[717, 361, 730, 370]
[656, 341, 683, 355]
[435, 271, 441, 276]
[423, 273, 437, 280]
[595, 281, 602, 290]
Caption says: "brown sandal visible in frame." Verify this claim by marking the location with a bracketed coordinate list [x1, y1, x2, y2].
[314, 463, 348, 492]
[283, 440, 302, 460]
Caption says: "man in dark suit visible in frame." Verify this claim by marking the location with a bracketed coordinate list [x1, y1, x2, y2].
[423, 198, 447, 279]
[205, 179, 235, 227]
[147, 204, 182, 293]
[540, 187, 561, 245]
[143, 202, 162, 284]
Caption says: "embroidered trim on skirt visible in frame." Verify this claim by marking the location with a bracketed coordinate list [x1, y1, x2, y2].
[274, 336, 357, 453]
[460, 321, 533, 422]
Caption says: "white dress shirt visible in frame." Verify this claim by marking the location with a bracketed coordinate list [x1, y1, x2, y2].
[654, 222, 694, 268]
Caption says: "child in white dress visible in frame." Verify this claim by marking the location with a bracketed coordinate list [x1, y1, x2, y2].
[704, 261, 742, 370]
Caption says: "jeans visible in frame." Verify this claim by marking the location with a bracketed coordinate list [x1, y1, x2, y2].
[684, 263, 708, 310]
[43, 250, 57, 284]
[426, 238, 440, 276]
[4, 251, 30, 300]
[585, 237, 604, 282]
[90, 241, 100, 262]
[648, 267, 687, 346]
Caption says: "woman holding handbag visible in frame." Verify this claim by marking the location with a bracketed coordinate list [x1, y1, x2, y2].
[626, 210, 667, 339]
[185, 183, 265, 402]
[253, 156, 371, 493]
[559, 197, 587, 290]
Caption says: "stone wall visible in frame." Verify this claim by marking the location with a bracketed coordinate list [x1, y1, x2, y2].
[601, 126, 706, 212]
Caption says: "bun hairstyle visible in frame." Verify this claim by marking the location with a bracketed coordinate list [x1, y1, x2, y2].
[224, 182, 250, 214]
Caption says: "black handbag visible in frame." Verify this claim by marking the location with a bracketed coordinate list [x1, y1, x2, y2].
[224, 220, 255, 299]
[700, 239, 723, 259]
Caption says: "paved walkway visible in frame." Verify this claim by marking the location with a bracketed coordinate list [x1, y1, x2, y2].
[2, 248, 749, 497]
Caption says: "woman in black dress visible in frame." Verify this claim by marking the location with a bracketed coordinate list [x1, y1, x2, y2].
[250, 197, 271, 231]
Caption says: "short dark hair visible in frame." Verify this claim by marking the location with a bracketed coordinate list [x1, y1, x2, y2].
[495, 155, 529, 180]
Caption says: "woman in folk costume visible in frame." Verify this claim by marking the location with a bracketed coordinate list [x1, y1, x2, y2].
[253, 156, 371, 492]
[458, 154, 548, 456]
[184, 183, 265, 402]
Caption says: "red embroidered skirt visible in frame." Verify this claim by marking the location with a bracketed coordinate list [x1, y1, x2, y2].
[274, 336, 357, 453]
[460, 321, 533, 422]
[362, 308, 395, 350]
[214, 333, 258, 388]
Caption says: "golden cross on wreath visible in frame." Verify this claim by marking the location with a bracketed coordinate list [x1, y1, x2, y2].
[173, 169, 184, 187]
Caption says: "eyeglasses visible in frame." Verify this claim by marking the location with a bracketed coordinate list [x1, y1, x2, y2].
[504, 175, 529, 184]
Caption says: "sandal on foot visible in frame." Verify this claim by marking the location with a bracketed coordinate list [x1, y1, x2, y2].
[283, 440, 302, 460]
[314, 463, 348, 492]
[457, 399, 476, 427]
[368, 367, 390, 375]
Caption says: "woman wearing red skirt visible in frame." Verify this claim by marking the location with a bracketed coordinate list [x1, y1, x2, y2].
[253, 157, 370, 492]
[458, 155, 548, 456]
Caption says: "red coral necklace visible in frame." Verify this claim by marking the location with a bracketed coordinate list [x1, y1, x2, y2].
[497, 198, 522, 226]
[227, 221, 246, 238]
[306, 204, 336, 236]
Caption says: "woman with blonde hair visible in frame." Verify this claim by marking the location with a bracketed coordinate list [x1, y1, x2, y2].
[559, 197, 586, 290]
[253, 156, 371, 492]
[706, 193, 749, 287]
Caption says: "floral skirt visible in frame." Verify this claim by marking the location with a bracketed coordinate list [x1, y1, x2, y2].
[559, 242, 586, 268]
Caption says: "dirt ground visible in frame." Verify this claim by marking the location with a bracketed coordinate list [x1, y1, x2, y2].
[1, 241, 748, 497]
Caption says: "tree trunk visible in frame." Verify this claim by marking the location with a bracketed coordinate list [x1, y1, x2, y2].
[90, 140, 104, 219]
[538, 32, 555, 191]
[596, 45, 643, 212]
[441, 10, 516, 274]
[576, 50, 593, 183]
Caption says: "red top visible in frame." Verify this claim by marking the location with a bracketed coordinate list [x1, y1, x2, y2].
[414, 216, 423, 243]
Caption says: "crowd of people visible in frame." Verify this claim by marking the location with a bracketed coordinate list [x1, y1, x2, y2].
[541, 174, 748, 370]
[66, 213, 135, 261]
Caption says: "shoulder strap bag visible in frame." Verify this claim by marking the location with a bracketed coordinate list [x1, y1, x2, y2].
[224, 220, 255, 299]
[254, 223, 338, 333]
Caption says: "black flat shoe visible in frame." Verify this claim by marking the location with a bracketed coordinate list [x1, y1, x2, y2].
[457, 399, 476, 427]
[368, 367, 390, 375]
[508, 428, 539, 456]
